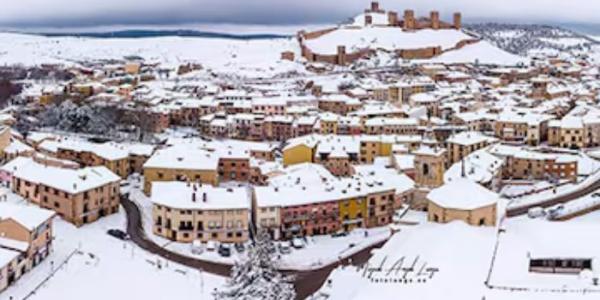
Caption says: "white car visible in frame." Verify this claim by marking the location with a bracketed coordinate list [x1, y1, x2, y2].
[278, 242, 292, 254]
[291, 237, 304, 249]
[191, 240, 203, 255]
[205, 240, 217, 251]
[527, 207, 545, 218]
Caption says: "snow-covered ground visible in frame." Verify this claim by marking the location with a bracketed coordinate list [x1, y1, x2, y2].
[0, 27, 527, 80]
[4, 23, 325, 35]
[0, 32, 304, 78]
[304, 27, 472, 54]
[1, 188, 226, 300]
[127, 178, 391, 271]
[314, 221, 497, 300]
[315, 209, 600, 300]
[421, 40, 528, 66]
[489, 214, 600, 292]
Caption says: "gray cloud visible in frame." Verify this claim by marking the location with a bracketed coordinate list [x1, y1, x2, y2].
[1, 0, 599, 28]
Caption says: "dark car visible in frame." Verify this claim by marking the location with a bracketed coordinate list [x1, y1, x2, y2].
[593, 192, 600, 198]
[331, 231, 349, 238]
[218, 244, 232, 257]
[107, 229, 129, 241]
[234, 243, 245, 253]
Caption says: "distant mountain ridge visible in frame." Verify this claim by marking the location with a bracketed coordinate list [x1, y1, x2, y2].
[465, 23, 599, 56]
[22, 29, 291, 40]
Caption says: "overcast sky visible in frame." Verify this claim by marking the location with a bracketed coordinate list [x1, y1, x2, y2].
[1, 0, 599, 28]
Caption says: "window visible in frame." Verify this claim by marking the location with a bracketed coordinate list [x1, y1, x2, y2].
[422, 163, 429, 176]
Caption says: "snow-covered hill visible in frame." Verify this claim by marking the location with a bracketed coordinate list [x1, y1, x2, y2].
[465, 23, 599, 57]
[0, 33, 304, 78]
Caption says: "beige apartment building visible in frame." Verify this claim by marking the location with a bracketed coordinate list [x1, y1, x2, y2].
[151, 182, 249, 243]
[10, 158, 121, 226]
[143, 146, 219, 195]
[446, 131, 497, 165]
[0, 203, 55, 292]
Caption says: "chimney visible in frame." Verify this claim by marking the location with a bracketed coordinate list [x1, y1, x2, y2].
[453, 12, 462, 29]
[430, 11, 440, 30]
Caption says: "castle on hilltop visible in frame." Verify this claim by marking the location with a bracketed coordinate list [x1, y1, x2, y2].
[363, 2, 461, 30]
[283, 2, 478, 66]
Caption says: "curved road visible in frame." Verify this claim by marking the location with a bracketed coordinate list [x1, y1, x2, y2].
[121, 196, 385, 299]
[506, 175, 600, 217]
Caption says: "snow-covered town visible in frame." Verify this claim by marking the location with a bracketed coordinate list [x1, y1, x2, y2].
[2, 1, 600, 299]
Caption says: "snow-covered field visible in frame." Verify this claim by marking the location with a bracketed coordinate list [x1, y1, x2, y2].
[0, 32, 304, 78]
[316, 210, 600, 300]
[315, 222, 497, 300]
[490, 215, 600, 291]
[421, 40, 527, 66]
[0, 28, 527, 80]
[305, 27, 472, 54]
[1, 188, 226, 300]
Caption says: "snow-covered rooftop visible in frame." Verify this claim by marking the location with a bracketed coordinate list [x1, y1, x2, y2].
[150, 181, 249, 210]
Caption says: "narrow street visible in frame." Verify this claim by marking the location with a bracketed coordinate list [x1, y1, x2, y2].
[120, 196, 384, 299]
[505, 175, 600, 217]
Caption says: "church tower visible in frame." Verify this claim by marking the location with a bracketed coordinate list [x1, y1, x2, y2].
[411, 145, 446, 210]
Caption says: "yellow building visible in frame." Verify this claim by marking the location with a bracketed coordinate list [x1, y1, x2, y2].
[124, 62, 141, 75]
[0, 126, 11, 157]
[359, 138, 392, 163]
[282, 141, 317, 167]
[339, 197, 367, 231]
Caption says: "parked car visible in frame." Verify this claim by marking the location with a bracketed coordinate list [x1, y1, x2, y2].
[234, 242, 245, 253]
[291, 237, 305, 249]
[218, 244, 232, 257]
[278, 242, 292, 254]
[331, 231, 349, 238]
[593, 193, 600, 198]
[206, 240, 217, 252]
[191, 240, 203, 255]
[527, 207, 546, 219]
[548, 204, 565, 219]
[107, 229, 129, 241]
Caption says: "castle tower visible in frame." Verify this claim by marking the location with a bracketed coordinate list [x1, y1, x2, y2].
[453, 12, 462, 29]
[388, 11, 398, 26]
[430, 11, 440, 29]
[337, 46, 346, 65]
[403, 10, 416, 30]
[371, 2, 379, 11]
